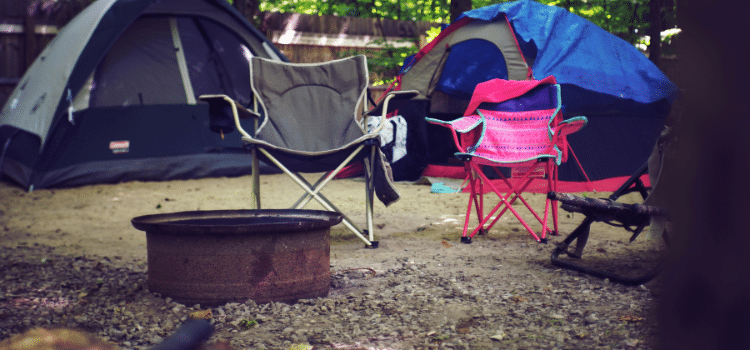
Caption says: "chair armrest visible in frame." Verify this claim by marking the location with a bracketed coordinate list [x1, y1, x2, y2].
[425, 117, 469, 154]
[364, 90, 419, 134]
[367, 90, 419, 117]
[199, 95, 260, 119]
[198, 94, 259, 139]
[555, 116, 587, 137]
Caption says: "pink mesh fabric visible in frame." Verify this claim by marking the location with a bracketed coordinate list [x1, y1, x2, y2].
[470, 108, 558, 165]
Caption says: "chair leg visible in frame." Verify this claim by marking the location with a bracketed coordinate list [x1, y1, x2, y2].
[551, 161, 560, 236]
[471, 168, 489, 235]
[364, 146, 377, 248]
[475, 164, 549, 241]
[469, 163, 542, 242]
[251, 148, 261, 209]
[554, 216, 593, 258]
[461, 169, 479, 244]
[485, 165, 550, 233]
[292, 171, 375, 246]
[540, 160, 560, 242]
[256, 147, 375, 246]
[550, 220, 664, 285]
[292, 171, 330, 209]
[483, 177, 535, 233]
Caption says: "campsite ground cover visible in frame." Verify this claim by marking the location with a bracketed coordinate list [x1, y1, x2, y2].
[0, 174, 666, 349]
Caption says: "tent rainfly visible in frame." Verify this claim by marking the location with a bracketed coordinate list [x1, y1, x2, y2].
[0, 0, 286, 190]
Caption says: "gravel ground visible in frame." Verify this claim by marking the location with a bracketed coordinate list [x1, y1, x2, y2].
[0, 239, 662, 350]
[0, 176, 666, 349]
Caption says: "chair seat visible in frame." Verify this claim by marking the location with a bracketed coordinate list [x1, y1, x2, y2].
[243, 135, 376, 173]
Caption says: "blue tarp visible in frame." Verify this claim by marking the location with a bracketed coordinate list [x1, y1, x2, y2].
[455, 0, 678, 117]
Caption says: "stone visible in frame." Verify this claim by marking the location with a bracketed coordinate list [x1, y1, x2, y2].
[490, 334, 505, 341]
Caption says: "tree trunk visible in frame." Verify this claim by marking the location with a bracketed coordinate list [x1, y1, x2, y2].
[660, 0, 750, 348]
[449, 0, 471, 23]
[648, 0, 662, 67]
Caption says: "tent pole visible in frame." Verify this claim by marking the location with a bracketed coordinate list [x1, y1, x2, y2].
[169, 18, 196, 104]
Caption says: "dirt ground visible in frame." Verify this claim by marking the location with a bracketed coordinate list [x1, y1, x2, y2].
[0, 173, 666, 283]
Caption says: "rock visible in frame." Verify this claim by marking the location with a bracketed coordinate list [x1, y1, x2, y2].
[584, 313, 599, 324]
[489, 334, 505, 341]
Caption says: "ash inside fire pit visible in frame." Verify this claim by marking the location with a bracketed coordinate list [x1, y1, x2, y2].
[131, 209, 343, 306]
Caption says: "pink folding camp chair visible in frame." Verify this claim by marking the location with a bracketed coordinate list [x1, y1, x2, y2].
[427, 76, 587, 243]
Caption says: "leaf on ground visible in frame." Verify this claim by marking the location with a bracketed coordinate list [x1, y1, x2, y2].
[188, 310, 212, 320]
[441, 241, 453, 248]
[618, 315, 644, 323]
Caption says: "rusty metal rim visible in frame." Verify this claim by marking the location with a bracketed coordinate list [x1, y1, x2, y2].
[131, 209, 343, 235]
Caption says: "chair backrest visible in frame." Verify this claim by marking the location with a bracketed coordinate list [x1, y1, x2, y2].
[462, 78, 563, 165]
[250, 56, 369, 152]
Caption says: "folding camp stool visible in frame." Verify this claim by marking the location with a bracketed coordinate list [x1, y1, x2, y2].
[427, 76, 587, 243]
[199, 55, 417, 248]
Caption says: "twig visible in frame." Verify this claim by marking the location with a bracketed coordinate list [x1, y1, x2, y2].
[335, 267, 377, 279]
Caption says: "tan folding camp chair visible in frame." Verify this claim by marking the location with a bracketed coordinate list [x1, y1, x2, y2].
[199, 55, 416, 247]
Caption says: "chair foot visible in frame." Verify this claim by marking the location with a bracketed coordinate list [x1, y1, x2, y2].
[539, 238, 548, 244]
[477, 228, 487, 236]
[461, 236, 472, 244]
[365, 241, 379, 249]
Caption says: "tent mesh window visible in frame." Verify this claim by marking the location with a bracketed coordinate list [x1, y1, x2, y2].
[81, 17, 254, 109]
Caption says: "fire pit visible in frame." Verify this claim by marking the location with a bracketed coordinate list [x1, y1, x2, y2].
[131, 209, 342, 306]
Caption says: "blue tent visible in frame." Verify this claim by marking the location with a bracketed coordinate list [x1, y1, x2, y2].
[459, 1, 677, 115]
[394, 0, 678, 184]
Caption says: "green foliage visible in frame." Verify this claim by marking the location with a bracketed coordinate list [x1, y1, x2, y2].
[425, 26, 442, 43]
[259, 0, 452, 23]
[289, 344, 313, 350]
[238, 319, 258, 329]
[339, 38, 418, 86]
[253, 0, 678, 79]
[256, 0, 677, 44]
